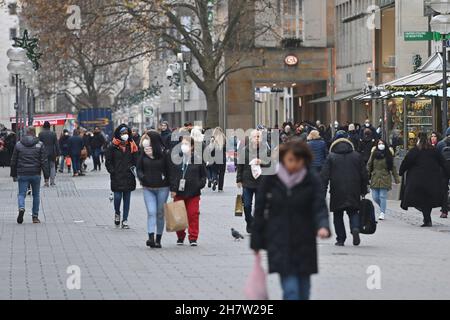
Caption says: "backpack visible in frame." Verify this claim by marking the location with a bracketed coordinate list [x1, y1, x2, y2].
[359, 198, 377, 235]
[442, 140, 450, 162]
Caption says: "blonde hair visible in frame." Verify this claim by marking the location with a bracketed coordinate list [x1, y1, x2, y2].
[307, 130, 320, 141]
[213, 127, 225, 148]
[191, 126, 204, 143]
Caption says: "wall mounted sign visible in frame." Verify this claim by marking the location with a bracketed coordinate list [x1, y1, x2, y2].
[284, 54, 299, 66]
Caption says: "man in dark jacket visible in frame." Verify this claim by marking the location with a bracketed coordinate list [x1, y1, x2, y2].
[358, 128, 376, 164]
[10, 126, 49, 224]
[38, 121, 59, 186]
[321, 138, 369, 246]
[160, 121, 173, 150]
[236, 130, 270, 234]
[90, 127, 106, 171]
[58, 129, 71, 173]
[68, 129, 85, 176]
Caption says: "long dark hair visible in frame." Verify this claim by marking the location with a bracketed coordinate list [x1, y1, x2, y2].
[417, 132, 433, 151]
[373, 140, 394, 171]
[144, 131, 164, 159]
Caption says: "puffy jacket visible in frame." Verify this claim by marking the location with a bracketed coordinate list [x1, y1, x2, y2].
[10, 135, 49, 179]
[68, 136, 84, 156]
[321, 138, 369, 212]
[38, 129, 59, 159]
[367, 148, 400, 190]
[59, 135, 70, 157]
[90, 132, 106, 150]
[307, 138, 328, 168]
[170, 154, 207, 198]
[251, 172, 330, 276]
[137, 150, 171, 188]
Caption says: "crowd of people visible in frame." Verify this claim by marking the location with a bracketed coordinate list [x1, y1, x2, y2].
[4, 117, 450, 300]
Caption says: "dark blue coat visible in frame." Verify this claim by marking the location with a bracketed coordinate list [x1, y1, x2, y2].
[307, 138, 328, 168]
[68, 136, 84, 157]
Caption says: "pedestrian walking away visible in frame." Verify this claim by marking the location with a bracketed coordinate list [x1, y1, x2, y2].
[307, 130, 327, 174]
[38, 121, 59, 186]
[68, 129, 85, 177]
[170, 136, 207, 247]
[321, 137, 369, 246]
[90, 127, 106, 171]
[137, 131, 171, 248]
[367, 140, 400, 221]
[105, 124, 139, 229]
[251, 141, 330, 300]
[399, 132, 450, 227]
[58, 129, 71, 173]
[10, 126, 49, 224]
[209, 127, 227, 192]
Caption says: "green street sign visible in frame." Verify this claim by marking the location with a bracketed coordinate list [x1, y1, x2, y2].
[404, 31, 450, 41]
[404, 32, 434, 41]
[144, 106, 154, 117]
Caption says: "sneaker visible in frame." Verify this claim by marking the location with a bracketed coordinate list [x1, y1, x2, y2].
[44, 181, 50, 187]
[50, 182, 56, 186]
[114, 214, 120, 226]
[351, 229, 361, 246]
[17, 208, 25, 224]
[177, 238, 185, 246]
[73, 173, 79, 177]
[208, 180, 212, 188]
[440, 212, 448, 219]
[335, 242, 345, 247]
[189, 240, 198, 247]
[379, 213, 385, 221]
[32, 216, 41, 224]
[121, 221, 130, 229]
[58, 170, 63, 173]
[212, 180, 218, 191]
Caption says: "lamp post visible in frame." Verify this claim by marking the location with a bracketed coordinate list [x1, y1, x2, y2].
[166, 53, 186, 127]
[7, 47, 27, 137]
[430, 0, 450, 133]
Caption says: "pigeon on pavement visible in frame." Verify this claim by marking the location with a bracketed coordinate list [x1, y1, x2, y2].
[231, 228, 245, 240]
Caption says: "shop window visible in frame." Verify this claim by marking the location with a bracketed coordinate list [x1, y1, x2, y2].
[282, 0, 303, 39]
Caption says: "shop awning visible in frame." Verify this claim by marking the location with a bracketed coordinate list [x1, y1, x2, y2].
[309, 90, 361, 104]
[10, 113, 76, 126]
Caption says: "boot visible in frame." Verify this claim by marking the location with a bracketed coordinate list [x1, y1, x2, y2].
[155, 234, 162, 248]
[146, 233, 156, 248]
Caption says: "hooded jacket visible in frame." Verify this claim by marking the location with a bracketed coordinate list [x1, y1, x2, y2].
[10, 135, 49, 179]
[321, 138, 369, 212]
[38, 128, 59, 160]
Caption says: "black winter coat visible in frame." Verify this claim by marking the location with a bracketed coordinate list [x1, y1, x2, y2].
[105, 144, 137, 192]
[59, 135, 70, 157]
[10, 135, 49, 179]
[399, 147, 450, 210]
[90, 132, 106, 150]
[358, 137, 376, 164]
[38, 129, 59, 160]
[251, 172, 330, 276]
[137, 150, 171, 188]
[236, 145, 269, 189]
[321, 138, 369, 212]
[170, 155, 207, 198]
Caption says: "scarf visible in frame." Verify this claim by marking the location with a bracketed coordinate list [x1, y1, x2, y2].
[277, 164, 307, 189]
[112, 138, 139, 154]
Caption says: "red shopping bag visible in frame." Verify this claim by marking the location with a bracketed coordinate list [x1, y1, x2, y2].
[244, 253, 268, 300]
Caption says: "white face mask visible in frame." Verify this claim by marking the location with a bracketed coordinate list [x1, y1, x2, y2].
[181, 144, 191, 154]
[378, 144, 386, 151]
[121, 134, 129, 142]
[142, 139, 151, 148]
[365, 123, 370, 128]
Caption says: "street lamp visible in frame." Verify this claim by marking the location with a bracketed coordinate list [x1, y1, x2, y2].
[430, 0, 450, 132]
[7, 47, 27, 137]
[166, 53, 186, 127]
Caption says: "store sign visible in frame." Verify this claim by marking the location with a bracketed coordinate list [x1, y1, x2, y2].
[284, 54, 299, 66]
[404, 31, 450, 41]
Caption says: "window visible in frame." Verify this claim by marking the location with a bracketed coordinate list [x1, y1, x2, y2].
[282, 0, 303, 39]
[8, 2, 17, 15]
[9, 28, 17, 40]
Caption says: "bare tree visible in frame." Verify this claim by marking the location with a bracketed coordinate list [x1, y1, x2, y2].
[102, 0, 277, 127]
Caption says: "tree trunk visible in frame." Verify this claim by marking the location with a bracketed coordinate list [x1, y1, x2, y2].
[205, 90, 220, 128]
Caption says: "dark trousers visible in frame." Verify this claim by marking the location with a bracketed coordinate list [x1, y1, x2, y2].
[114, 191, 131, 221]
[71, 154, 81, 173]
[333, 209, 360, 243]
[93, 148, 102, 170]
[242, 187, 257, 225]
[421, 207, 432, 224]
[212, 164, 226, 191]
[442, 182, 449, 213]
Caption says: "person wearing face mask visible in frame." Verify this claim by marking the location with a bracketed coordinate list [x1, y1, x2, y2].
[358, 128, 376, 164]
[347, 124, 360, 150]
[360, 119, 378, 140]
[137, 131, 170, 248]
[400, 133, 450, 227]
[105, 124, 139, 229]
[367, 140, 400, 220]
[169, 137, 207, 246]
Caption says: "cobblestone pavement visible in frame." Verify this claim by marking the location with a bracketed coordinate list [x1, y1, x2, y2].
[0, 164, 449, 300]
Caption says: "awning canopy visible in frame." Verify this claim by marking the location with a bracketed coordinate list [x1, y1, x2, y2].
[309, 90, 361, 104]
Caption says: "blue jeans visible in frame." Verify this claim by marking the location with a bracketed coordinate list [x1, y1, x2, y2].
[333, 209, 360, 243]
[93, 148, 102, 170]
[143, 187, 170, 235]
[280, 275, 311, 300]
[371, 188, 388, 213]
[242, 187, 257, 224]
[18, 176, 41, 217]
[71, 154, 81, 173]
[114, 191, 131, 221]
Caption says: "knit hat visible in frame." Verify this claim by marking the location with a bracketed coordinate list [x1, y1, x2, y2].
[446, 127, 450, 137]
[335, 130, 348, 140]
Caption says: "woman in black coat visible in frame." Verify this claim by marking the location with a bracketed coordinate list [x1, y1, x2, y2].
[399, 133, 450, 227]
[251, 141, 330, 300]
[105, 124, 138, 229]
